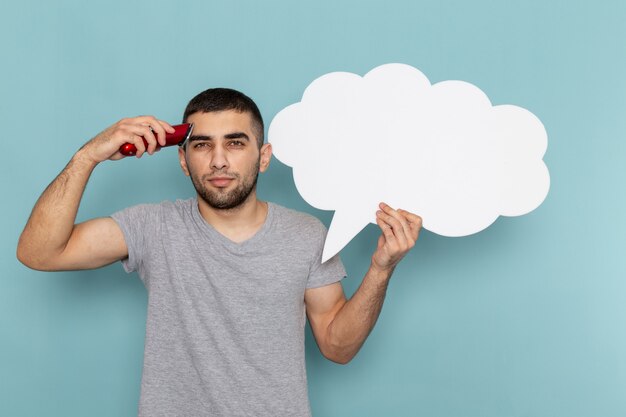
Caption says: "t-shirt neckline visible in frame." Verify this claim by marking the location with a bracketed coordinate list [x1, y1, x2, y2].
[190, 198, 275, 253]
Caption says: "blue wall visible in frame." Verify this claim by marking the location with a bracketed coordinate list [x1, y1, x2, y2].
[1, 1, 625, 416]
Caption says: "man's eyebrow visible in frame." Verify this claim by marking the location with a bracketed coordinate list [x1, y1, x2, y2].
[186, 132, 250, 142]
[187, 135, 212, 143]
[224, 132, 250, 141]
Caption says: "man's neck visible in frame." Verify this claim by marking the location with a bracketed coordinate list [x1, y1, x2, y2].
[196, 193, 268, 243]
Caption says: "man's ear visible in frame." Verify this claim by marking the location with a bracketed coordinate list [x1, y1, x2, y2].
[178, 146, 190, 176]
[259, 143, 272, 173]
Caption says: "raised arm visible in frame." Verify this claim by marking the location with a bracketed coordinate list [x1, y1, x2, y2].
[305, 203, 422, 364]
[16, 116, 174, 271]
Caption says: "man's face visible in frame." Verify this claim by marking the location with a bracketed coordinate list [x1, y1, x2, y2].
[179, 110, 271, 210]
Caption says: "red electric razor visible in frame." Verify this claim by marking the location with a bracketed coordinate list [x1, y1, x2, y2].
[119, 123, 194, 156]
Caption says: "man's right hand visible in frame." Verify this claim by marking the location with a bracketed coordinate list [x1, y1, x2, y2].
[80, 116, 176, 163]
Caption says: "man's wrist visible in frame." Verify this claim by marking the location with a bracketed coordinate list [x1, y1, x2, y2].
[72, 148, 100, 170]
[368, 261, 395, 281]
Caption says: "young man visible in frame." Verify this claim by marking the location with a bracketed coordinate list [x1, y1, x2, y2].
[17, 88, 422, 417]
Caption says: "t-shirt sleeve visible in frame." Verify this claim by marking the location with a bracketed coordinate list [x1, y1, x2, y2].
[306, 220, 347, 289]
[110, 203, 161, 274]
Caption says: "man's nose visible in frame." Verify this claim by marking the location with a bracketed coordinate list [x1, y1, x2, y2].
[211, 145, 229, 171]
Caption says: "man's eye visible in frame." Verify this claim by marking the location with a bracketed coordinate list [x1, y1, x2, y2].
[194, 142, 210, 149]
[229, 140, 245, 147]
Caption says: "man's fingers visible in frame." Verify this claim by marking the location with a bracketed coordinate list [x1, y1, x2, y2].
[135, 116, 175, 131]
[373, 205, 422, 270]
[84, 116, 174, 163]
[376, 216, 395, 244]
[147, 122, 166, 147]
[116, 125, 152, 157]
[132, 116, 175, 147]
[398, 209, 422, 227]
[123, 133, 148, 158]
[128, 124, 158, 155]
[398, 209, 423, 240]
[379, 203, 411, 245]
[376, 209, 408, 248]
[146, 117, 174, 146]
[157, 119, 176, 133]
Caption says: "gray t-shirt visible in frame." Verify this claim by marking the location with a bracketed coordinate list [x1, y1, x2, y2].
[111, 198, 346, 417]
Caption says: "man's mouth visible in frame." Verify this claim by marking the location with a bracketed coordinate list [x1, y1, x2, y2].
[207, 176, 235, 188]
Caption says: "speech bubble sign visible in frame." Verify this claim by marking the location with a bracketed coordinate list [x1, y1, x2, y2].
[268, 63, 550, 262]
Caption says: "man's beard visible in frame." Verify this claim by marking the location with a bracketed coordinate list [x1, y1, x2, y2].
[189, 159, 260, 210]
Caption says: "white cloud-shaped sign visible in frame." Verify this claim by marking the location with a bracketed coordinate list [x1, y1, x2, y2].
[269, 63, 550, 262]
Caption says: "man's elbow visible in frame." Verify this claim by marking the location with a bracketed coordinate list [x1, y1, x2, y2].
[320, 343, 357, 365]
[323, 352, 353, 365]
[16, 242, 36, 269]
[17, 250, 50, 271]
[16, 241, 59, 271]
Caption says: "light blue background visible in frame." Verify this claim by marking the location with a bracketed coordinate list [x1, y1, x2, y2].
[1, 1, 625, 416]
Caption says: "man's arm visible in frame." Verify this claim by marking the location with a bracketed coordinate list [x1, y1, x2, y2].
[16, 116, 174, 271]
[305, 203, 422, 364]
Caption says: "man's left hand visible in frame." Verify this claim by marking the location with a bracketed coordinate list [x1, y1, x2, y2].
[372, 202, 422, 272]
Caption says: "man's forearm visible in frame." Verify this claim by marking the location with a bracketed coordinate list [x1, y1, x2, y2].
[17, 150, 98, 268]
[325, 264, 394, 364]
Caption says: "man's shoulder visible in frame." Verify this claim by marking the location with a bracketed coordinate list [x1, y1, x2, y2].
[268, 202, 327, 236]
[111, 197, 195, 220]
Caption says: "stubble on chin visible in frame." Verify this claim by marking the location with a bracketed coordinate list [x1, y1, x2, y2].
[189, 160, 260, 210]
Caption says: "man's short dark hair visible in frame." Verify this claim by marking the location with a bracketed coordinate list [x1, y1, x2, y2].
[183, 88, 264, 149]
